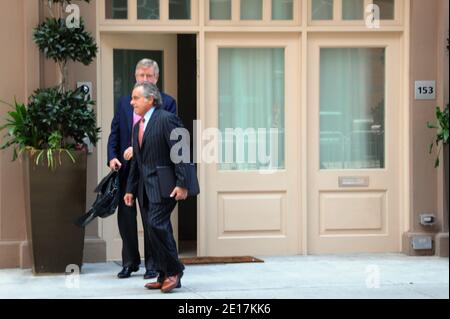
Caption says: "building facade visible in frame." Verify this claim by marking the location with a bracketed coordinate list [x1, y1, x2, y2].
[0, 0, 448, 268]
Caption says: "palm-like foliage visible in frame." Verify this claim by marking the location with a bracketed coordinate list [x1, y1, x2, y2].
[0, 0, 100, 169]
[0, 99, 33, 160]
[1, 86, 100, 169]
[428, 105, 449, 167]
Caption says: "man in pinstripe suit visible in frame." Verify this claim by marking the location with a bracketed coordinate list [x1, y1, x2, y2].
[108, 59, 177, 280]
[124, 82, 188, 293]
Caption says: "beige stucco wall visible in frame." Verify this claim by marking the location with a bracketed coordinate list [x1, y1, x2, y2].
[442, 1, 450, 233]
[410, 0, 438, 230]
[0, 0, 39, 268]
[0, 0, 448, 268]
[405, 0, 448, 255]
[0, 0, 103, 268]
[437, 0, 449, 234]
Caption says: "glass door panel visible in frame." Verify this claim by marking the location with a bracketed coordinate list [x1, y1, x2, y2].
[319, 48, 385, 169]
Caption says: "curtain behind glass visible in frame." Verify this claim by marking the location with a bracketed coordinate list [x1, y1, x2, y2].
[312, 0, 333, 20]
[272, 0, 293, 20]
[210, 0, 231, 20]
[219, 48, 285, 170]
[241, 0, 263, 20]
[342, 0, 364, 20]
[320, 48, 385, 169]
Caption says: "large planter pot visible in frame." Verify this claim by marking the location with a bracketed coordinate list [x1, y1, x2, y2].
[23, 149, 87, 274]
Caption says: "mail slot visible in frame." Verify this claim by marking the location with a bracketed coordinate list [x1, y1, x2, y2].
[338, 176, 370, 187]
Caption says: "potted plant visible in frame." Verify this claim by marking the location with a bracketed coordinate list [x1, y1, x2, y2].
[428, 104, 449, 240]
[428, 104, 449, 227]
[0, 0, 99, 274]
[428, 36, 449, 225]
[428, 105, 449, 168]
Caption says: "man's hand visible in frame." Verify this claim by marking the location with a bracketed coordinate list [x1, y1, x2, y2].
[124, 193, 134, 207]
[123, 147, 133, 161]
[170, 187, 188, 201]
[109, 158, 122, 170]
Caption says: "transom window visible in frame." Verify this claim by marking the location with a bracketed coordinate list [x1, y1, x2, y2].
[207, 0, 299, 24]
[102, 0, 400, 26]
[310, 0, 398, 24]
[105, 0, 195, 22]
[137, 0, 160, 20]
[106, 0, 128, 19]
[210, 0, 232, 20]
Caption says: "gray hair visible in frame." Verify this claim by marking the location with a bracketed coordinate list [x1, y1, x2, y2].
[135, 58, 160, 77]
[134, 82, 162, 107]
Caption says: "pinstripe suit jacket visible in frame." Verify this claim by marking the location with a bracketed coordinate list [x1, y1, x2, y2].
[107, 94, 176, 182]
[126, 107, 189, 204]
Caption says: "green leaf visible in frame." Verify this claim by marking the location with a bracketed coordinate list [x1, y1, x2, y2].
[64, 149, 76, 164]
[36, 150, 45, 166]
[428, 104, 449, 167]
[33, 18, 98, 66]
[47, 149, 54, 170]
[435, 158, 440, 168]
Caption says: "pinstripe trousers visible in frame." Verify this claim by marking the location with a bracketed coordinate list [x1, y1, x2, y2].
[117, 176, 155, 270]
[138, 195, 185, 277]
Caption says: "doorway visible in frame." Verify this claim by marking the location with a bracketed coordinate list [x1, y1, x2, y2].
[99, 32, 198, 262]
[307, 34, 402, 253]
[203, 33, 301, 256]
[177, 34, 197, 257]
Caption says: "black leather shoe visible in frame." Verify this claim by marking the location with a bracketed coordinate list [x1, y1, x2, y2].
[143, 269, 158, 279]
[117, 266, 139, 279]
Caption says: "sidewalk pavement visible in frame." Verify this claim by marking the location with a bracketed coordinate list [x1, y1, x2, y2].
[0, 253, 448, 299]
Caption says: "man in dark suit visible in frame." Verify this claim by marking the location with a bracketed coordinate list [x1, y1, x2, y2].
[107, 59, 176, 279]
[124, 82, 188, 293]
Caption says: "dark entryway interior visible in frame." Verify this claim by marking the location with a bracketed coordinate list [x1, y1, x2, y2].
[176, 34, 197, 257]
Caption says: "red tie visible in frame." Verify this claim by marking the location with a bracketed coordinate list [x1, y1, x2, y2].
[138, 117, 145, 148]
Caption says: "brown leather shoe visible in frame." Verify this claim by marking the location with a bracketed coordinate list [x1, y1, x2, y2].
[161, 273, 182, 293]
[145, 281, 163, 289]
[145, 276, 181, 290]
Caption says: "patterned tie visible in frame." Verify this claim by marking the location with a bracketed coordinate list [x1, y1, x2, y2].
[138, 117, 145, 148]
[132, 113, 142, 144]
